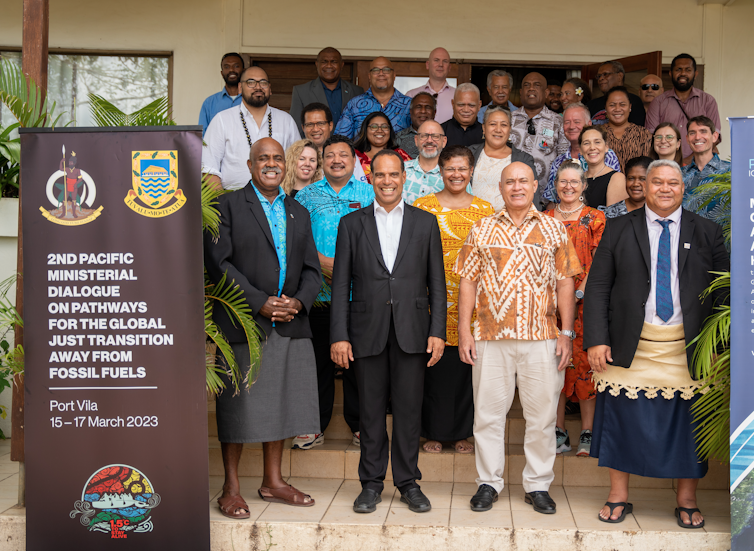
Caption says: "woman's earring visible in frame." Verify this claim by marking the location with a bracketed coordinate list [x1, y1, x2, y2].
[579, 195, 584, 202]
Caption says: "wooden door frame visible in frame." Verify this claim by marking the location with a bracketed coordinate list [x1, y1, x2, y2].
[355, 60, 471, 89]
[581, 51, 662, 89]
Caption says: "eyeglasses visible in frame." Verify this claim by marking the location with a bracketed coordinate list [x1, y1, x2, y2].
[367, 124, 390, 131]
[653, 134, 677, 142]
[369, 67, 394, 75]
[244, 79, 270, 89]
[417, 133, 444, 141]
[303, 121, 329, 129]
[558, 179, 582, 188]
[595, 71, 615, 80]
[526, 119, 536, 135]
[641, 83, 661, 91]
[442, 166, 470, 174]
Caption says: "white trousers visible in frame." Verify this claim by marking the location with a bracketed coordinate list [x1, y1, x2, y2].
[472, 339, 564, 493]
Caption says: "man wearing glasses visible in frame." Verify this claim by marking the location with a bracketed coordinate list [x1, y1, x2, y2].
[334, 57, 412, 139]
[402, 120, 450, 205]
[300, 103, 369, 185]
[290, 47, 364, 136]
[202, 66, 299, 190]
[639, 74, 664, 112]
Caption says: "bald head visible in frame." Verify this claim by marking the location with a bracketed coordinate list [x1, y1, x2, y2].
[415, 120, 447, 160]
[369, 57, 395, 92]
[639, 74, 664, 107]
[427, 48, 451, 81]
[521, 72, 547, 111]
[500, 162, 536, 211]
[248, 138, 285, 194]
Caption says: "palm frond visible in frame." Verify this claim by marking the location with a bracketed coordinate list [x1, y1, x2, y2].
[205, 272, 263, 388]
[0, 58, 63, 128]
[683, 171, 731, 246]
[88, 94, 175, 127]
[689, 271, 731, 462]
[201, 174, 226, 239]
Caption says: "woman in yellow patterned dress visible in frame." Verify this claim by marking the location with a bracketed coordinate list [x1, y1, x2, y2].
[414, 145, 494, 454]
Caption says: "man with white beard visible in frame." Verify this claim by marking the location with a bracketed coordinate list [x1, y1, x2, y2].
[402, 120, 450, 205]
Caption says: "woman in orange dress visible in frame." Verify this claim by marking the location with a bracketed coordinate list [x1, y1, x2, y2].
[414, 145, 494, 454]
[546, 160, 606, 458]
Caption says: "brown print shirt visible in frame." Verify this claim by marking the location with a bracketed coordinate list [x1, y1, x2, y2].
[605, 123, 653, 172]
[454, 205, 581, 341]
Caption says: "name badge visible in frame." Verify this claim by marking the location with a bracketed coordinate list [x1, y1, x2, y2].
[542, 127, 554, 138]
[349, 202, 362, 209]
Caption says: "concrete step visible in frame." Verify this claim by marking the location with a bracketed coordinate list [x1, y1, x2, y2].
[207, 437, 729, 489]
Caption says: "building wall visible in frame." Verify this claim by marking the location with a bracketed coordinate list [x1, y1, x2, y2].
[1, 0, 752, 154]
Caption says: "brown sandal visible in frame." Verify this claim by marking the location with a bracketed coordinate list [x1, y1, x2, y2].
[258, 485, 315, 507]
[217, 494, 251, 519]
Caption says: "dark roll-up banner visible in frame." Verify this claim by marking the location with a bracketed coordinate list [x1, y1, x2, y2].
[20, 127, 209, 550]
[730, 117, 754, 549]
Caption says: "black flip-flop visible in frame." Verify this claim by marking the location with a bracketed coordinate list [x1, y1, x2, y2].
[675, 507, 705, 529]
[598, 501, 633, 523]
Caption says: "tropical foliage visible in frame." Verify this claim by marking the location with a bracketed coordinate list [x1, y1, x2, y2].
[87, 94, 261, 394]
[688, 170, 731, 462]
[0, 276, 23, 439]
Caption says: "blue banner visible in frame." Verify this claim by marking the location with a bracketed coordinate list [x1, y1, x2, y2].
[730, 117, 754, 549]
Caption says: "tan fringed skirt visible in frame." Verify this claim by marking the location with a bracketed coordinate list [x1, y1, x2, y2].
[592, 322, 706, 400]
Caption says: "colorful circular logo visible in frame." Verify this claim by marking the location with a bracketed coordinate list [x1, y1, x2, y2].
[69, 464, 160, 538]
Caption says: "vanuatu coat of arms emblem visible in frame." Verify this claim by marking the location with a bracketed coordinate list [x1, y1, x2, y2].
[40, 146, 103, 226]
[125, 150, 186, 217]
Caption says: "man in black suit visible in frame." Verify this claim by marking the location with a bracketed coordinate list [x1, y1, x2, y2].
[330, 150, 447, 514]
[204, 138, 322, 518]
[290, 47, 364, 136]
[584, 159, 728, 528]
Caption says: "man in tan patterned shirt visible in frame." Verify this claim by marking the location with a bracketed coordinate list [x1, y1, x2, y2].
[455, 161, 580, 514]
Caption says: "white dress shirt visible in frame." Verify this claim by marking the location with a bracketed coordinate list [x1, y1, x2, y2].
[201, 103, 299, 190]
[644, 205, 683, 325]
[374, 200, 405, 272]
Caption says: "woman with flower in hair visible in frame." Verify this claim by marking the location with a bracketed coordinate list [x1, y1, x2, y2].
[560, 78, 591, 110]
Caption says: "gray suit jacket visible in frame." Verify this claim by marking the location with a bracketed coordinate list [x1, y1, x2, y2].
[290, 78, 364, 137]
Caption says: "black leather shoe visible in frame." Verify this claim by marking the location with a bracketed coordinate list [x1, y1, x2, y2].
[353, 488, 382, 513]
[525, 491, 556, 514]
[400, 487, 432, 513]
[470, 484, 498, 512]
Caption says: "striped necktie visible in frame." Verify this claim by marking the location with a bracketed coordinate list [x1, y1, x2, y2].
[655, 219, 673, 322]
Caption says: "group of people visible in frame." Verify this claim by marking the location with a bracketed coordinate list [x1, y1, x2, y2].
[200, 46, 729, 529]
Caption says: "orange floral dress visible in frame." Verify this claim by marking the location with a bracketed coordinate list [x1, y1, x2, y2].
[414, 194, 495, 346]
[546, 206, 606, 401]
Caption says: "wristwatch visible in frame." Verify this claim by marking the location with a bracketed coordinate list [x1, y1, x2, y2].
[560, 329, 576, 340]
[575, 290, 584, 300]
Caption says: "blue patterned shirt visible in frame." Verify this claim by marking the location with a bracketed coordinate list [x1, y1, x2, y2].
[334, 88, 412, 139]
[681, 154, 731, 220]
[543, 149, 622, 203]
[477, 100, 518, 123]
[294, 175, 375, 301]
[198, 88, 243, 137]
[252, 183, 287, 296]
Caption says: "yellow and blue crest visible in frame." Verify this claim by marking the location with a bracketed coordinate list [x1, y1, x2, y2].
[125, 150, 186, 218]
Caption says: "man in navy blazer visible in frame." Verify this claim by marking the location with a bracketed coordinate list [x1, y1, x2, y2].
[330, 150, 447, 514]
[290, 47, 364, 136]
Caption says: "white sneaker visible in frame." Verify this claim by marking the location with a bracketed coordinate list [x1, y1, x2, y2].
[292, 433, 324, 450]
[555, 427, 571, 454]
[576, 430, 592, 457]
[352, 431, 361, 447]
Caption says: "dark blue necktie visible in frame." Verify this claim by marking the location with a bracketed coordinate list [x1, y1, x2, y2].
[655, 219, 673, 322]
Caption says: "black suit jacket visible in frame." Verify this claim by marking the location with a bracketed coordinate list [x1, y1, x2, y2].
[203, 185, 322, 343]
[290, 78, 365, 136]
[583, 207, 729, 377]
[330, 204, 447, 358]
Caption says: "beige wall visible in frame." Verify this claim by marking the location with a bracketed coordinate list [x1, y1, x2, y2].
[1, 0, 752, 156]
